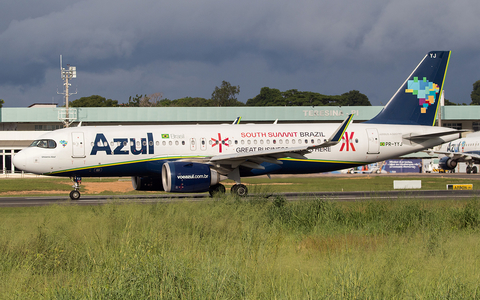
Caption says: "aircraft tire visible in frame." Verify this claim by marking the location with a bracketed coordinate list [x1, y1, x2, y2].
[467, 166, 472, 174]
[69, 190, 81, 200]
[231, 184, 248, 197]
[474, 166, 478, 174]
[209, 184, 226, 197]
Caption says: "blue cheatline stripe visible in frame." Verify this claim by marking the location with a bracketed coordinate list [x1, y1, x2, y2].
[279, 157, 366, 164]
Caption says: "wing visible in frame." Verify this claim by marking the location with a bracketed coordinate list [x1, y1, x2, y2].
[425, 150, 480, 163]
[182, 114, 354, 175]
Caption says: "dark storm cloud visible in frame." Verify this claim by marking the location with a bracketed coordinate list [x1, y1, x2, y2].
[0, 0, 479, 107]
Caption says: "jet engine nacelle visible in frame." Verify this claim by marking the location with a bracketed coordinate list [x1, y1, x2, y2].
[161, 162, 223, 193]
[131, 176, 164, 191]
[439, 156, 457, 170]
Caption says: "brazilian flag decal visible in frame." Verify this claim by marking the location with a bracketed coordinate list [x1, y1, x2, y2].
[162, 134, 169, 139]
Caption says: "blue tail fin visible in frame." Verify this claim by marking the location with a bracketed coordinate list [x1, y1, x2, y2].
[365, 51, 451, 126]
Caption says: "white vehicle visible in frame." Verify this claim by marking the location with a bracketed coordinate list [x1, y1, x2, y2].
[427, 133, 480, 173]
[14, 51, 461, 199]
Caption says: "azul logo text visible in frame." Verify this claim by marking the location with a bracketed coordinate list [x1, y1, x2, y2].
[90, 133, 154, 155]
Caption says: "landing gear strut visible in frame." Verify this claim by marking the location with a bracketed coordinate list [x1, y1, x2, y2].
[226, 168, 248, 197]
[70, 176, 82, 200]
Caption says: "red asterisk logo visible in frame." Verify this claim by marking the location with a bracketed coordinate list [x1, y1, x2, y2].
[211, 133, 230, 153]
[340, 132, 356, 151]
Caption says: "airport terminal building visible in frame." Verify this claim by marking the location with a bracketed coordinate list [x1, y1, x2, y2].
[1, 104, 478, 174]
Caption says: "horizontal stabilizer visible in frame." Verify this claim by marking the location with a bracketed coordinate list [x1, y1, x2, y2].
[403, 130, 464, 141]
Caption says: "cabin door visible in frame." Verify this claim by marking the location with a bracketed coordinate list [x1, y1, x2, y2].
[72, 132, 86, 158]
[366, 128, 380, 154]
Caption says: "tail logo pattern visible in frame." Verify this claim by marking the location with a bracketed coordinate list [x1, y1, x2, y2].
[405, 77, 440, 113]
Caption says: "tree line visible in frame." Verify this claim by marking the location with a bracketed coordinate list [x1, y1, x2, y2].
[66, 81, 372, 108]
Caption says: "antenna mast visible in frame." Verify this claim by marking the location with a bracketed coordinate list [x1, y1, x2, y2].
[57, 55, 78, 127]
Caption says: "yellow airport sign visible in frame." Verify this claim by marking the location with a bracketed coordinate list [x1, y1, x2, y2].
[446, 184, 473, 190]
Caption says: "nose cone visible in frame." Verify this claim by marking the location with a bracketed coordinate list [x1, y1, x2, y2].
[13, 150, 26, 171]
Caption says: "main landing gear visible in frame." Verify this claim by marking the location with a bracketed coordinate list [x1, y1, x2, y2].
[466, 165, 478, 174]
[208, 183, 248, 197]
[69, 176, 82, 200]
[231, 184, 248, 196]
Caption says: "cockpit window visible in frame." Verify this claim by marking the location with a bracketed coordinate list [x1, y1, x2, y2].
[30, 139, 57, 149]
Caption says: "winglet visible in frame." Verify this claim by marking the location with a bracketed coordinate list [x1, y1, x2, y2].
[313, 114, 353, 148]
[232, 117, 242, 125]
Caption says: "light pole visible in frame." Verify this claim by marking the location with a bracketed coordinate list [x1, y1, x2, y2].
[58, 55, 77, 127]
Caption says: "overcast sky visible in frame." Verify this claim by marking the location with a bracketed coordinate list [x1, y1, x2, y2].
[1, 0, 479, 107]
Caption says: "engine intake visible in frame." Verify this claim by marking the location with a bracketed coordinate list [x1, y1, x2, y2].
[162, 162, 222, 192]
[439, 156, 457, 170]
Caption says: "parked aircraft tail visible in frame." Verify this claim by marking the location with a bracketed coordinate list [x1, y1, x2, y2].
[366, 51, 451, 126]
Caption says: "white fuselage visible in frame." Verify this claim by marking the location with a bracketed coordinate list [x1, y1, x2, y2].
[13, 122, 460, 177]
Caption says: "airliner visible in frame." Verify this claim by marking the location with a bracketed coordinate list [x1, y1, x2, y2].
[427, 133, 480, 173]
[14, 51, 462, 200]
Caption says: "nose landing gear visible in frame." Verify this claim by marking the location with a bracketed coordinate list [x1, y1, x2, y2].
[69, 176, 82, 200]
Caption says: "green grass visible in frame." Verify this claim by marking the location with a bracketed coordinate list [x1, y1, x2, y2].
[1, 196, 480, 298]
[0, 175, 478, 196]
[240, 175, 479, 192]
